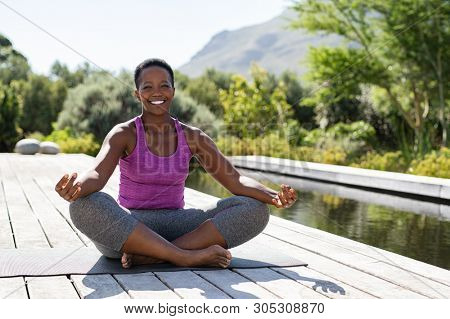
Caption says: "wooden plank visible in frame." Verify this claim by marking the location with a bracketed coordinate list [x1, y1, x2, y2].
[194, 269, 278, 299]
[114, 273, 180, 299]
[155, 270, 230, 299]
[71, 274, 130, 299]
[41, 154, 118, 199]
[32, 173, 91, 247]
[0, 277, 28, 299]
[10, 155, 83, 248]
[26, 276, 80, 299]
[233, 268, 328, 299]
[0, 155, 48, 248]
[265, 223, 449, 298]
[270, 215, 450, 287]
[258, 233, 425, 298]
[0, 157, 15, 248]
[33, 154, 101, 247]
[272, 266, 376, 299]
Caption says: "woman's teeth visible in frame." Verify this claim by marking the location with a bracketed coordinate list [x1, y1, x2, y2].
[149, 100, 165, 105]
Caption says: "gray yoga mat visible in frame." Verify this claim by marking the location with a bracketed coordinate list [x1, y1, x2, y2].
[0, 240, 307, 277]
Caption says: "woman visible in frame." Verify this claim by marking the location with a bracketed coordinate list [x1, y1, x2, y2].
[55, 58, 298, 269]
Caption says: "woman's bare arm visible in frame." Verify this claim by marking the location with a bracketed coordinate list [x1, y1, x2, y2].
[55, 124, 129, 202]
[191, 128, 281, 205]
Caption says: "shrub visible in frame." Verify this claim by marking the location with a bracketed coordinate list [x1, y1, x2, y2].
[28, 126, 100, 156]
[350, 151, 408, 172]
[216, 131, 293, 158]
[170, 91, 219, 138]
[217, 135, 348, 165]
[15, 74, 67, 135]
[56, 71, 140, 142]
[408, 148, 450, 178]
[293, 146, 348, 165]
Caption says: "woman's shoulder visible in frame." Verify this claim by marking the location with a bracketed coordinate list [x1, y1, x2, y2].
[112, 117, 138, 158]
[177, 120, 204, 155]
[111, 117, 137, 139]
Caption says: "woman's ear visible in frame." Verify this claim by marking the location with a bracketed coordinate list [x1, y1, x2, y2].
[134, 89, 141, 101]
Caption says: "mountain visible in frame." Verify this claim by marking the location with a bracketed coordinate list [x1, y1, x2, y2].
[178, 9, 341, 78]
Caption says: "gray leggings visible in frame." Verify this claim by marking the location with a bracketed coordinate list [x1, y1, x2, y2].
[69, 191, 270, 259]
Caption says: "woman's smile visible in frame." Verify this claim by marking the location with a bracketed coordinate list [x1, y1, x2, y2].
[148, 99, 166, 105]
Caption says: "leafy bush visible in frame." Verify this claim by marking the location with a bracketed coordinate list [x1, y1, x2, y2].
[170, 90, 219, 138]
[217, 135, 348, 165]
[184, 68, 232, 117]
[408, 148, 450, 178]
[350, 151, 408, 172]
[27, 126, 100, 156]
[285, 119, 308, 146]
[25, 131, 46, 141]
[302, 121, 376, 161]
[293, 146, 348, 165]
[56, 71, 140, 141]
[303, 121, 375, 147]
[217, 131, 293, 158]
[219, 65, 294, 139]
[328, 121, 376, 144]
[14, 74, 67, 135]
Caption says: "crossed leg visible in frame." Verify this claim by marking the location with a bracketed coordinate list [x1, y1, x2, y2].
[69, 192, 270, 269]
[121, 219, 228, 268]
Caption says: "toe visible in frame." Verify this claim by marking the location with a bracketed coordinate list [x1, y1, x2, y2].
[121, 253, 132, 269]
[225, 250, 232, 259]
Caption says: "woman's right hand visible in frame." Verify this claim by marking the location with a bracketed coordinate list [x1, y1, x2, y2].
[55, 173, 81, 203]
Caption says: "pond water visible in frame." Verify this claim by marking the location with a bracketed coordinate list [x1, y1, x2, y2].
[185, 166, 450, 270]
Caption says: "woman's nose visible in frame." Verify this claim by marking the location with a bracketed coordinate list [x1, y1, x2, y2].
[151, 87, 163, 95]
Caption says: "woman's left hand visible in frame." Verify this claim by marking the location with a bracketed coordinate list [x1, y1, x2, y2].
[271, 184, 298, 208]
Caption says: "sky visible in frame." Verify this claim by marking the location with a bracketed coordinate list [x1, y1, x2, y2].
[0, 0, 291, 75]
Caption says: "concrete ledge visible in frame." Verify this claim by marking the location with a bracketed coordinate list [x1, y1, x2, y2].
[228, 155, 450, 200]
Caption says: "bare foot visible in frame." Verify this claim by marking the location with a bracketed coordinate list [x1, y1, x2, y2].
[121, 253, 164, 269]
[180, 245, 232, 268]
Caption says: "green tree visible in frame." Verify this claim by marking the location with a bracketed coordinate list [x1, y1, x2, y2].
[291, 0, 450, 157]
[279, 70, 315, 129]
[15, 75, 67, 135]
[170, 91, 219, 138]
[56, 71, 140, 141]
[185, 68, 233, 117]
[50, 60, 91, 88]
[0, 34, 30, 85]
[174, 70, 190, 90]
[0, 84, 21, 151]
[219, 64, 294, 139]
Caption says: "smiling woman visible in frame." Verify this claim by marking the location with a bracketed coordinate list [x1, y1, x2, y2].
[54, 57, 298, 270]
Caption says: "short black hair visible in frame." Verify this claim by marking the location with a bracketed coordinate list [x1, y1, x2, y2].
[134, 58, 175, 89]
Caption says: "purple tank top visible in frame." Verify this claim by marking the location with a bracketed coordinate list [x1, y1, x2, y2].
[117, 116, 193, 209]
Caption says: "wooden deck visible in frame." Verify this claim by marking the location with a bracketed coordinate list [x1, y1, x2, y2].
[0, 153, 449, 299]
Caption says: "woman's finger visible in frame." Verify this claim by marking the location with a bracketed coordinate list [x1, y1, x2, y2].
[55, 174, 69, 192]
[272, 197, 282, 208]
[291, 189, 298, 201]
[61, 173, 77, 196]
[69, 187, 81, 202]
[66, 184, 81, 201]
[283, 185, 297, 202]
[283, 187, 294, 202]
[278, 188, 289, 206]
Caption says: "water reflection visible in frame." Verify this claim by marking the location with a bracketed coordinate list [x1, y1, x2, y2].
[185, 167, 450, 270]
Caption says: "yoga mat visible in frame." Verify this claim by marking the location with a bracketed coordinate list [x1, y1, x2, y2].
[0, 240, 307, 277]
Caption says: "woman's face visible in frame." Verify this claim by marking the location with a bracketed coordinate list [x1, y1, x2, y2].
[135, 66, 175, 115]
